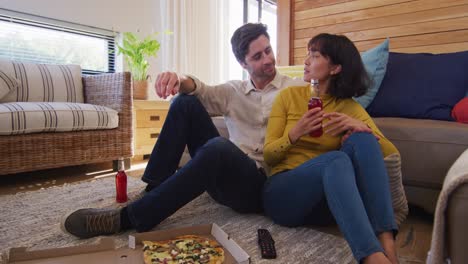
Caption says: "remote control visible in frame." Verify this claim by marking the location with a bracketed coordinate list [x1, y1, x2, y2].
[258, 229, 277, 259]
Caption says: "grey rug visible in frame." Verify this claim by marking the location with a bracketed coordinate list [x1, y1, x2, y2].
[0, 177, 354, 263]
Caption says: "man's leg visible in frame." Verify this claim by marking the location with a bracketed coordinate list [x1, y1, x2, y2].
[128, 137, 264, 232]
[141, 94, 219, 188]
[62, 137, 263, 237]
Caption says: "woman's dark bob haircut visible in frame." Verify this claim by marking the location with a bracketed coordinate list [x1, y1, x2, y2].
[308, 33, 369, 99]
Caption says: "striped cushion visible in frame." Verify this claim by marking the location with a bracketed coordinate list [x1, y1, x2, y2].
[0, 59, 83, 103]
[384, 153, 409, 226]
[0, 102, 118, 135]
[0, 70, 18, 99]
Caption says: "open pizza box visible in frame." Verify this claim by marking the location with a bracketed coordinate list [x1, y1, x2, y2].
[7, 223, 250, 264]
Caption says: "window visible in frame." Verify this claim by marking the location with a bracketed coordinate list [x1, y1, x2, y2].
[227, 0, 277, 80]
[0, 9, 115, 74]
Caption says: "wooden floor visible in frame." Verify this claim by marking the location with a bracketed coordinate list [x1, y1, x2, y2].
[0, 161, 433, 263]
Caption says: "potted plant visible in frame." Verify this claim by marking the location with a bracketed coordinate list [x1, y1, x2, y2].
[116, 31, 168, 100]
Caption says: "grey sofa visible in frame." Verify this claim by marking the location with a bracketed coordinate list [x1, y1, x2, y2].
[180, 50, 468, 262]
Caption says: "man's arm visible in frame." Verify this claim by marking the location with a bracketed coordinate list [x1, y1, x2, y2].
[178, 75, 197, 94]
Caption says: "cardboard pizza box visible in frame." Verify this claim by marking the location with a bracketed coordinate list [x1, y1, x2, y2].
[7, 223, 250, 264]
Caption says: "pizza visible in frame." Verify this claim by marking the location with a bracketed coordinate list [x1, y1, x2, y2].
[142, 235, 225, 264]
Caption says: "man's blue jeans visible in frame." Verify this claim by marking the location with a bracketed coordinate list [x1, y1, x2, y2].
[127, 95, 266, 232]
[263, 133, 397, 262]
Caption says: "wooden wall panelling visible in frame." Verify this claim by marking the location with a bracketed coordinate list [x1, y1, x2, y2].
[294, 4, 468, 40]
[294, 0, 351, 11]
[280, 0, 468, 66]
[294, 0, 467, 30]
[294, 15, 468, 57]
[393, 43, 468, 53]
[294, 0, 410, 20]
[353, 30, 468, 51]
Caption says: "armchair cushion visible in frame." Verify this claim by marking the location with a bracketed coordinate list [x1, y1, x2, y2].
[0, 59, 83, 103]
[0, 102, 118, 135]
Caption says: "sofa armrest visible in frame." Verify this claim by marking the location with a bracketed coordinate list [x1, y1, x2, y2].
[82, 72, 132, 112]
[82, 72, 133, 156]
[446, 150, 468, 263]
[429, 148, 468, 264]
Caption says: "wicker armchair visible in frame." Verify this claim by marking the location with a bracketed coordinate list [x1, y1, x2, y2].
[0, 72, 133, 175]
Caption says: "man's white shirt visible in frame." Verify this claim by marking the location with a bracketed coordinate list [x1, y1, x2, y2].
[188, 73, 307, 170]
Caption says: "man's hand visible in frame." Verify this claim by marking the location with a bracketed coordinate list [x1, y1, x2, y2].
[288, 107, 324, 144]
[155, 71, 181, 99]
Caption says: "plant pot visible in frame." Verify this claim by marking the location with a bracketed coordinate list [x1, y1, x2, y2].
[133, 80, 149, 100]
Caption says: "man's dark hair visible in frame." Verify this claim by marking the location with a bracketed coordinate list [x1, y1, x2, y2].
[308, 33, 369, 98]
[231, 23, 269, 64]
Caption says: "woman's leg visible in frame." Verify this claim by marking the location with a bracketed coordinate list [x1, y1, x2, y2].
[263, 151, 385, 262]
[340, 132, 398, 263]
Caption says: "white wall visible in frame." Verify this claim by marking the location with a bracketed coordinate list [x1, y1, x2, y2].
[0, 0, 165, 99]
[0, 0, 158, 33]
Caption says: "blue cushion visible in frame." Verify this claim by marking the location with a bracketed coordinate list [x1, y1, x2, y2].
[367, 51, 468, 121]
[353, 39, 389, 108]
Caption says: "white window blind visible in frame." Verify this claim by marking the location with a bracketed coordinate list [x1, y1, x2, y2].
[0, 8, 116, 74]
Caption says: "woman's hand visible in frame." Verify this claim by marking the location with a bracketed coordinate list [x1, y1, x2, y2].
[323, 112, 372, 136]
[288, 107, 324, 144]
[323, 112, 380, 143]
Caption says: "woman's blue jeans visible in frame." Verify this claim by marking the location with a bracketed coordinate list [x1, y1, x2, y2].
[127, 95, 266, 232]
[263, 133, 397, 262]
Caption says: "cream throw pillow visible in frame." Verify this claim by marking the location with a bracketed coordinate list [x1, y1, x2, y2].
[0, 70, 18, 99]
[385, 153, 408, 226]
[0, 59, 83, 103]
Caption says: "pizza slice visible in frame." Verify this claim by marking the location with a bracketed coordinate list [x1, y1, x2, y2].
[142, 235, 225, 264]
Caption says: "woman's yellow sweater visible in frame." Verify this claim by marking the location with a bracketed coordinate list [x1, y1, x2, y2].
[264, 85, 399, 176]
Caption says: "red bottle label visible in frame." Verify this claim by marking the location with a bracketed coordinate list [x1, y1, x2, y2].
[115, 170, 128, 203]
[308, 97, 323, 137]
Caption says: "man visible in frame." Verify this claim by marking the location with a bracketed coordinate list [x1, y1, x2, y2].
[61, 23, 306, 238]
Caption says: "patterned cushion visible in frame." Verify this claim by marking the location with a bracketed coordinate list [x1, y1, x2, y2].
[0, 102, 118, 135]
[0, 59, 83, 103]
[0, 70, 18, 99]
[384, 153, 408, 226]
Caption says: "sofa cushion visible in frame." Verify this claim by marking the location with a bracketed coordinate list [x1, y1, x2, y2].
[0, 102, 118, 135]
[384, 153, 408, 226]
[0, 70, 18, 99]
[353, 38, 389, 108]
[374, 117, 468, 189]
[452, 97, 468, 124]
[367, 51, 468, 121]
[276, 65, 304, 79]
[0, 59, 84, 103]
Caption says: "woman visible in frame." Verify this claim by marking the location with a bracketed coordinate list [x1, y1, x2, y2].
[263, 33, 400, 264]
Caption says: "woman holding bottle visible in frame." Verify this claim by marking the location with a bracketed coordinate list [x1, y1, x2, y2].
[263, 33, 400, 264]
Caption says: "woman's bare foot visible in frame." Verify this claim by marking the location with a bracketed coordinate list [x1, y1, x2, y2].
[379, 231, 399, 264]
[363, 252, 392, 264]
